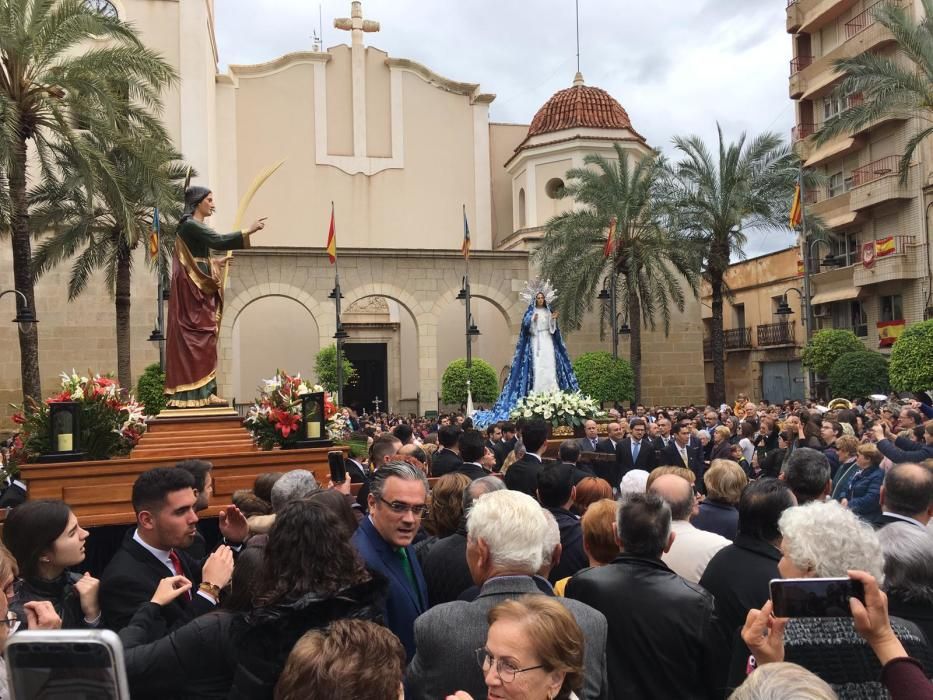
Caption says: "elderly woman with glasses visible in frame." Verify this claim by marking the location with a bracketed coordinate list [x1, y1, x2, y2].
[449, 595, 585, 700]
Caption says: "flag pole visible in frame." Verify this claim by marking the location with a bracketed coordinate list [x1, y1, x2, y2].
[328, 201, 346, 407]
[463, 204, 473, 416]
[798, 163, 815, 399]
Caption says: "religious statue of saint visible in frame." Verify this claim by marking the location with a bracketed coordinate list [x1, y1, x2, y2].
[472, 280, 579, 427]
[164, 186, 266, 408]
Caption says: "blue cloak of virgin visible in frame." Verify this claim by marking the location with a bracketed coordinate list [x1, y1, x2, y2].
[472, 302, 579, 429]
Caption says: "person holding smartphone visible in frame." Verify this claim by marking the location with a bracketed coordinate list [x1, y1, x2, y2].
[2, 500, 101, 629]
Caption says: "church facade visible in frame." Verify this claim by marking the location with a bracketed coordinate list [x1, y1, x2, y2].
[0, 0, 705, 421]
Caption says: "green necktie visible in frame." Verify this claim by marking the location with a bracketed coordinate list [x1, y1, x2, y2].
[396, 547, 422, 608]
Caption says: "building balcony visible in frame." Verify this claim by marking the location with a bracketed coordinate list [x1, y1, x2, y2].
[757, 321, 796, 347]
[789, 0, 866, 35]
[844, 0, 901, 40]
[724, 327, 752, 351]
[792, 122, 816, 144]
[853, 235, 924, 287]
[787, 0, 804, 33]
[849, 157, 916, 211]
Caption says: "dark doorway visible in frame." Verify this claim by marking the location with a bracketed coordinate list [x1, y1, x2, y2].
[343, 343, 388, 414]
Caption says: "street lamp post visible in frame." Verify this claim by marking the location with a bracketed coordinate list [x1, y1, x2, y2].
[329, 282, 348, 408]
[0, 289, 37, 324]
[457, 278, 481, 410]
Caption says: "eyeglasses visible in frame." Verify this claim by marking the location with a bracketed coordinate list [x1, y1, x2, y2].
[474, 647, 544, 683]
[377, 497, 428, 518]
[2, 611, 20, 633]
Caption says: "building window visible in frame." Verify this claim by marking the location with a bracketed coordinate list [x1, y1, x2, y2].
[545, 178, 564, 199]
[518, 188, 526, 229]
[880, 294, 903, 322]
[851, 300, 867, 336]
[733, 303, 746, 329]
[830, 231, 859, 266]
[828, 171, 845, 197]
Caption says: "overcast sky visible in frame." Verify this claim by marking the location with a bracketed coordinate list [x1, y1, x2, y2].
[216, 0, 797, 258]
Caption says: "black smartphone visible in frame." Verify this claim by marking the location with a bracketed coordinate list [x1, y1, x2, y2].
[328, 450, 347, 484]
[770, 577, 865, 618]
[6, 629, 131, 699]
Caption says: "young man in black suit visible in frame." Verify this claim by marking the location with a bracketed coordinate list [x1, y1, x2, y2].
[663, 420, 705, 483]
[616, 418, 657, 480]
[100, 467, 248, 632]
[456, 429, 492, 480]
[431, 424, 464, 476]
[504, 418, 549, 497]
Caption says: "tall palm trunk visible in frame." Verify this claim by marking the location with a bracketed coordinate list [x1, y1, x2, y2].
[114, 232, 132, 389]
[10, 135, 41, 403]
[710, 276, 726, 407]
[629, 292, 642, 406]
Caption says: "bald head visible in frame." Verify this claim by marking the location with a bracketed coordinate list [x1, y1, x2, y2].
[648, 473, 695, 521]
[882, 462, 933, 524]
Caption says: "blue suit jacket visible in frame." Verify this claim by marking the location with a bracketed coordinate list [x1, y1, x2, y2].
[351, 517, 428, 660]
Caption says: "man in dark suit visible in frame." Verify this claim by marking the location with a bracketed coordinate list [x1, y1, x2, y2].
[421, 476, 506, 606]
[455, 429, 492, 480]
[576, 419, 601, 454]
[594, 421, 623, 486]
[407, 489, 608, 700]
[616, 418, 656, 480]
[538, 463, 587, 583]
[876, 462, 933, 528]
[351, 461, 429, 660]
[100, 467, 247, 632]
[431, 424, 463, 477]
[500, 422, 517, 456]
[662, 420, 705, 482]
[558, 440, 595, 484]
[652, 416, 674, 459]
[566, 492, 726, 700]
[503, 418, 549, 497]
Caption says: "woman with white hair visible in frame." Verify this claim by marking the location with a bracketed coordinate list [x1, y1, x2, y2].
[732, 501, 933, 698]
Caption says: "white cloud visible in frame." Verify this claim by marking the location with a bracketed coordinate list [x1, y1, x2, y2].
[216, 0, 796, 255]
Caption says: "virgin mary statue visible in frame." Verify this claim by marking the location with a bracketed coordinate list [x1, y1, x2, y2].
[472, 280, 578, 427]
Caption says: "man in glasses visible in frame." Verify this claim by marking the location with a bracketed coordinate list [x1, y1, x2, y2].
[351, 460, 429, 661]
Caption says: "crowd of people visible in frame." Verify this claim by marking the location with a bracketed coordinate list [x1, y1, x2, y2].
[0, 391, 932, 699]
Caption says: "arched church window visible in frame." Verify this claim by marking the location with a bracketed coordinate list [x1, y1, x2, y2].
[86, 0, 118, 17]
[545, 178, 564, 199]
[518, 188, 526, 229]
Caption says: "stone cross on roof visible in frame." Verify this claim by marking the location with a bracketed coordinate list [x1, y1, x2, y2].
[334, 1, 380, 48]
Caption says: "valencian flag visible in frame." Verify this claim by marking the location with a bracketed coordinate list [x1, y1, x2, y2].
[878, 319, 906, 347]
[461, 205, 471, 260]
[790, 181, 803, 229]
[603, 216, 618, 258]
[326, 203, 337, 264]
[147, 207, 159, 261]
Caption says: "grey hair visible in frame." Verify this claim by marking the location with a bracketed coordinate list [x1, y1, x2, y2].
[467, 490, 546, 574]
[878, 522, 933, 606]
[540, 508, 561, 569]
[370, 460, 429, 500]
[729, 662, 836, 700]
[779, 501, 884, 580]
[270, 470, 319, 513]
[462, 475, 507, 513]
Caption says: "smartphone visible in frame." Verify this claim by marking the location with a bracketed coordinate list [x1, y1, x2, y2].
[328, 450, 347, 484]
[6, 629, 130, 699]
[770, 577, 865, 618]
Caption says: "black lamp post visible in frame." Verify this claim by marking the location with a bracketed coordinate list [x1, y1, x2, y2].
[0, 289, 37, 324]
[598, 279, 619, 358]
[329, 284, 348, 406]
[459, 278, 481, 407]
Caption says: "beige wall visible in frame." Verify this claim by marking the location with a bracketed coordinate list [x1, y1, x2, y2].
[489, 123, 527, 248]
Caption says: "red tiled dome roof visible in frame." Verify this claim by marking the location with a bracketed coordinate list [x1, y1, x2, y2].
[528, 74, 635, 137]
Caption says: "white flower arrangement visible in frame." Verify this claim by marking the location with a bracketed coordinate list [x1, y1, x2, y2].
[510, 390, 604, 427]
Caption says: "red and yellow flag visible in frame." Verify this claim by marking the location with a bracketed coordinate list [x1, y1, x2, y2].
[461, 205, 471, 260]
[603, 216, 618, 258]
[326, 203, 337, 264]
[875, 236, 895, 257]
[878, 319, 906, 347]
[789, 183, 803, 229]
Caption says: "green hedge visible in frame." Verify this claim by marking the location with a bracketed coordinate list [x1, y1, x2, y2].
[136, 363, 167, 416]
[801, 329, 863, 376]
[889, 319, 933, 392]
[441, 358, 499, 405]
[314, 344, 358, 393]
[572, 351, 634, 404]
[828, 350, 889, 399]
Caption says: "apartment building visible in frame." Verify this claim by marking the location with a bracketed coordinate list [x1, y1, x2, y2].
[787, 0, 933, 351]
[701, 249, 806, 405]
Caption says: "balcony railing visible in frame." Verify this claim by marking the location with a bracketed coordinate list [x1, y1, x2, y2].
[724, 327, 752, 350]
[846, 92, 864, 108]
[792, 123, 816, 142]
[757, 321, 795, 347]
[845, 0, 901, 39]
[852, 155, 900, 187]
[790, 55, 813, 76]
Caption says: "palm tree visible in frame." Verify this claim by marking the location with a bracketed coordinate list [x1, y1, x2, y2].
[534, 144, 700, 404]
[0, 0, 176, 401]
[667, 126, 796, 406]
[29, 130, 186, 388]
[814, 0, 933, 181]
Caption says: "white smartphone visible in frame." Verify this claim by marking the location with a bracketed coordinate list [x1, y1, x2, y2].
[5, 629, 130, 699]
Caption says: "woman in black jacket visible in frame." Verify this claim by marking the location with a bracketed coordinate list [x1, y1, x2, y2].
[120, 496, 388, 700]
[2, 499, 101, 628]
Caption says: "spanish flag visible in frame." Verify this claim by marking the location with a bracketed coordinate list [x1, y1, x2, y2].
[461, 205, 470, 260]
[790, 182, 803, 229]
[603, 216, 618, 258]
[325, 203, 336, 264]
[875, 236, 895, 257]
[878, 319, 906, 347]
[797, 257, 804, 276]
[147, 207, 159, 261]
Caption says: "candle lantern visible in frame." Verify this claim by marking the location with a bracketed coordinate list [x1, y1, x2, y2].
[296, 392, 332, 448]
[36, 401, 86, 463]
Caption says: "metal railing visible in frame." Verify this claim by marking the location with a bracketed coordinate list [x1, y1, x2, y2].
[792, 123, 816, 142]
[845, 0, 901, 39]
[757, 321, 795, 347]
[724, 327, 752, 350]
[852, 155, 901, 187]
[790, 55, 813, 75]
